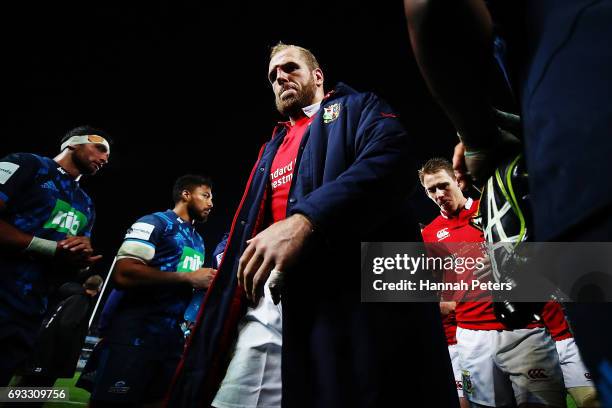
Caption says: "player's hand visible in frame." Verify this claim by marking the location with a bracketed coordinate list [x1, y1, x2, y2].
[55, 245, 102, 268]
[464, 129, 521, 185]
[55, 236, 102, 268]
[439, 301, 456, 315]
[187, 268, 217, 289]
[455, 110, 522, 187]
[58, 236, 94, 254]
[452, 142, 469, 191]
[494, 109, 522, 135]
[237, 214, 314, 304]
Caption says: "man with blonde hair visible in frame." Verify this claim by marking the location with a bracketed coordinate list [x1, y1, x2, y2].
[420, 157, 565, 408]
[170, 43, 457, 408]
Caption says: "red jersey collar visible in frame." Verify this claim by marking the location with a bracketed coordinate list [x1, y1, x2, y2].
[441, 197, 473, 219]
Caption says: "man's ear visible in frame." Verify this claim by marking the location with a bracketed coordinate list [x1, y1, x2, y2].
[313, 68, 324, 86]
[454, 171, 468, 191]
[181, 189, 191, 202]
[457, 178, 467, 191]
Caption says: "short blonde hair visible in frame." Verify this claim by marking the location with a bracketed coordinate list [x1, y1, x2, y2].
[418, 158, 455, 185]
[270, 42, 320, 71]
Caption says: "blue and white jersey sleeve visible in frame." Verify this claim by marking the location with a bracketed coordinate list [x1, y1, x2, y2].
[116, 214, 164, 264]
[0, 153, 40, 204]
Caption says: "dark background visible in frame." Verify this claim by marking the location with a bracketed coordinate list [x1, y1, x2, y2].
[1, 0, 465, 278]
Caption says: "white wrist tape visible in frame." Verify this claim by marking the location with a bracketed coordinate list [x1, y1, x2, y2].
[25, 236, 57, 258]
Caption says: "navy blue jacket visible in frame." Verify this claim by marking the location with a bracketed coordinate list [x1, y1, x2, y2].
[492, 0, 612, 240]
[168, 84, 457, 407]
[522, 0, 612, 240]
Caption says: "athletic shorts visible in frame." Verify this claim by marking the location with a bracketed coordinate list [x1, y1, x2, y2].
[0, 316, 40, 386]
[456, 326, 565, 407]
[81, 337, 183, 404]
[448, 344, 464, 398]
[555, 337, 593, 388]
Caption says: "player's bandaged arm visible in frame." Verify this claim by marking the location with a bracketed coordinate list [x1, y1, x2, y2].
[0, 200, 97, 263]
[0, 156, 62, 258]
[113, 240, 197, 289]
[0, 200, 55, 255]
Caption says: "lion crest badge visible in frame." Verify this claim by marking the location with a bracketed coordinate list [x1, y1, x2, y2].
[323, 103, 341, 124]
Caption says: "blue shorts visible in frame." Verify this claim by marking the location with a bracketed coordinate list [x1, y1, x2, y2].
[0, 314, 40, 386]
[79, 337, 183, 404]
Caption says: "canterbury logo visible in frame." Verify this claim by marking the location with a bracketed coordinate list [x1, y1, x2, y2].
[436, 228, 450, 240]
[527, 369, 548, 379]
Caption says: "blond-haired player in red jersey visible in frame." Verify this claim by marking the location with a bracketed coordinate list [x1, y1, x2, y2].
[420, 158, 565, 408]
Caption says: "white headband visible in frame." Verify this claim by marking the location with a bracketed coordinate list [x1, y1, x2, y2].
[61, 135, 110, 155]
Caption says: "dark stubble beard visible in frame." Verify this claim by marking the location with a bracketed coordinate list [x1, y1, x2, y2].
[275, 78, 317, 117]
[73, 148, 96, 176]
[188, 205, 208, 224]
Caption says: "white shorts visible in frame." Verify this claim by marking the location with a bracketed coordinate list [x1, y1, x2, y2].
[456, 326, 565, 407]
[448, 344, 464, 398]
[212, 279, 283, 408]
[555, 337, 593, 388]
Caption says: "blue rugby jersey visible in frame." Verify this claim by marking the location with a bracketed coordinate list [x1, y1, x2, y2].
[105, 210, 205, 344]
[0, 153, 95, 319]
[183, 232, 228, 323]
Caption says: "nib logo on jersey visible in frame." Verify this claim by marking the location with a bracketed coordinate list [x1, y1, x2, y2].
[43, 199, 88, 235]
[178, 247, 204, 272]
